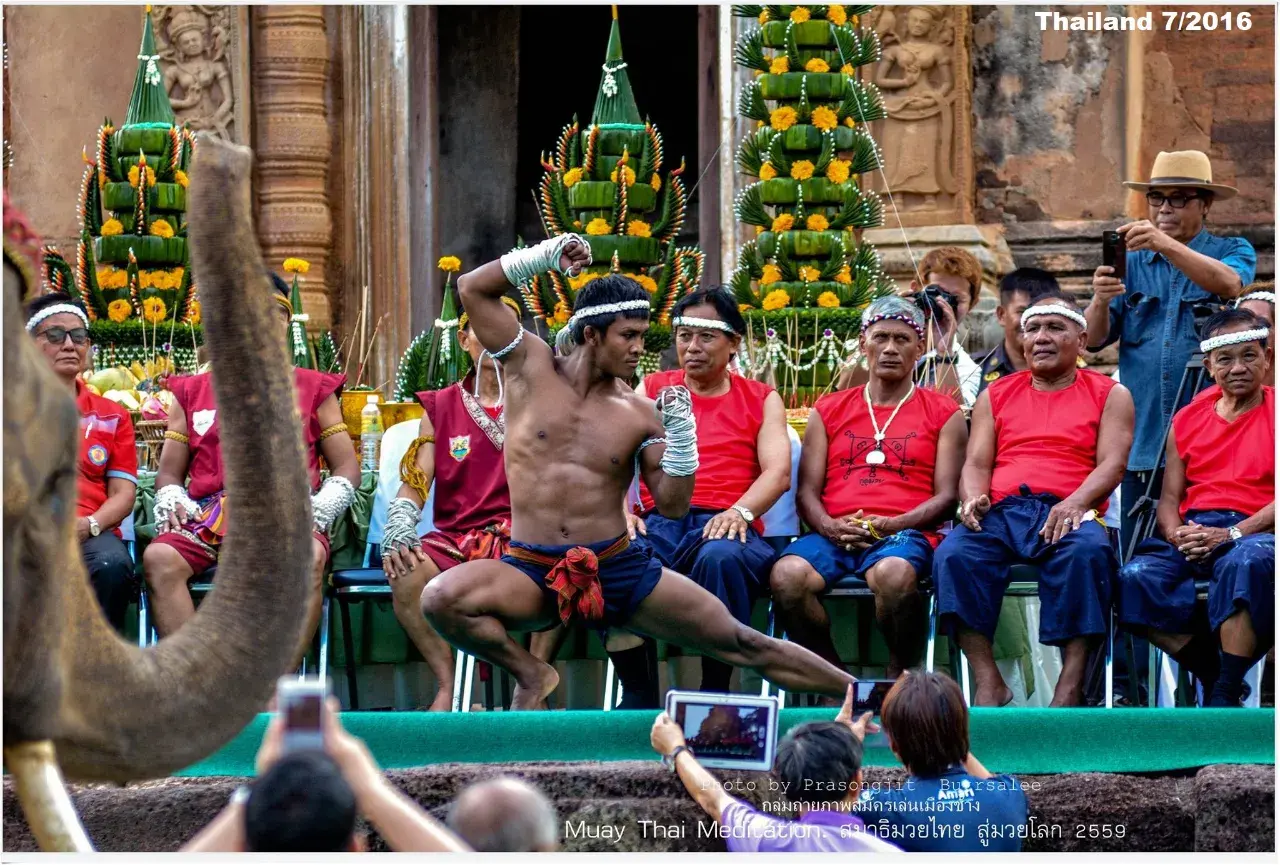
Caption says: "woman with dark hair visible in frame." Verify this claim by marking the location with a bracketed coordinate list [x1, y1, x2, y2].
[854, 671, 1028, 851]
[25, 291, 138, 633]
[616, 286, 792, 703]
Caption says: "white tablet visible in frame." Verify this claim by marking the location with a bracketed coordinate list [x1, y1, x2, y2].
[665, 689, 780, 772]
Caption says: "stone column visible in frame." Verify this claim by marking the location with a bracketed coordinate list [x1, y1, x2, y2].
[251, 6, 333, 329]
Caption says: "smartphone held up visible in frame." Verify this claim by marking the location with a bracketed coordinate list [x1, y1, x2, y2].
[277, 676, 327, 753]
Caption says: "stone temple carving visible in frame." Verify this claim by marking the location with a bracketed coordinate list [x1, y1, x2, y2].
[152, 5, 236, 140]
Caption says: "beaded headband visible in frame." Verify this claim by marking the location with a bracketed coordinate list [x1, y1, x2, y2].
[566, 299, 651, 331]
[1021, 303, 1087, 330]
[1200, 327, 1270, 354]
[1236, 291, 1276, 307]
[26, 303, 90, 333]
[672, 315, 737, 335]
[862, 312, 925, 340]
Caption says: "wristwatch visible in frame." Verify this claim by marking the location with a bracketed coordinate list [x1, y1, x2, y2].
[87, 516, 101, 538]
[230, 785, 251, 807]
[1228, 525, 1243, 542]
[663, 744, 691, 772]
[732, 505, 754, 523]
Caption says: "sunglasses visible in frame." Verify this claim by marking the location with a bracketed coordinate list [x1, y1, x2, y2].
[1146, 191, 1204, 209]
[36, 326, 90, 346]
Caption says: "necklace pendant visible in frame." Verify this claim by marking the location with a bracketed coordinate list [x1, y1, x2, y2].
[866, 448, 886, 466]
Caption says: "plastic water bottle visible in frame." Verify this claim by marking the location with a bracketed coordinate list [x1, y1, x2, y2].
[360, 394, 382, 472]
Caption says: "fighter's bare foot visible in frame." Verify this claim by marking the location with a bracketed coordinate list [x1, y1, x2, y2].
[511, 663, 559, 711]
[427, 690, 454, 712]
[973, 683, 1014, 707]
[1048, 686, 1083, 707]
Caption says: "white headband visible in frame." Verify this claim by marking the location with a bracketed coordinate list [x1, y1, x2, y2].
[672, 315, 737, 335]
[566, 299, 651, 331]
[26, 303, 90, 333]
[1200, 327, 1270, 354]
[1236, 291, 1276, 306]
[1021, 304, 1087, 331]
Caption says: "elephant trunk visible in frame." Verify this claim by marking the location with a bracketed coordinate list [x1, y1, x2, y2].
[48, 137, 315, 781]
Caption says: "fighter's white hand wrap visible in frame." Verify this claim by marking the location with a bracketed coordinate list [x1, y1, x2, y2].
[310, 475, 356, 534]
[655, 386, 699, 477]
[500, 234, 591, 286]
[153, 484, 199, 526]
[382, 497, 423, 553]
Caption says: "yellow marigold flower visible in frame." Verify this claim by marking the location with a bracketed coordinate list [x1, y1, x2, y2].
[828, 4, 848, 26]
[283, 257, 311, 275]
[806, 214, 830, 231]
[101, 218, 124, 237]
[844, 116, 855, 128]
[633, 274, 659, 294]
[769, 55, 789, 75]
[770, 106, 798, 132]
[127, 164, 156, 187]
[805, 58, 830, 73]
[790, 160, 815, 180]
[142, 297, 167, 324]
[835, 265, 853, 285]
[826, 159, 852, 184]
[739, 303, 754, 312]
[799, 266, 820, 283]
[755, 225, 765, 235]
[553, 300, 571, 325]
[187, 299, 202, 326]
[586, 218, 612, 236]
[138, 271, 153, 290]
[817, 291, 841, 308]
[610, 165, 637, 186]
[759, 161, 778, 181]
[569, 271, 593, 291]
[758, 9, 769, 25]
[107, 299, 132, 323]
[573, 219, 583, 229]
[760, 264, 782, 286]
[790, 8, 811, 23]
[771, 213, 795, 233]
[175, 169, 189, 188]
[650, 173, 661, 192]
[841, 64, 854, 76]
[810, 106, 838, 132]
[437, 256, 461, 273]
[627, 219, 652, 238]
[762, 289, 791, 311]
[149, 219, 174, 238]
[563, 167, 584, 187]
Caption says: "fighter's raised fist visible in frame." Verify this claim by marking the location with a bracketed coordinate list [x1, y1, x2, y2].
[559, 237, 592, 277]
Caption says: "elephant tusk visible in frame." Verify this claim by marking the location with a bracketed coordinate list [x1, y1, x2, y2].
[3, 741, 93, 851]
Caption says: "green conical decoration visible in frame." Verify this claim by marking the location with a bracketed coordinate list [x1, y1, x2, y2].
[425, 282, 468, 390]
[590, 6, 643, 128]
[288, 272, 313, 369]
[124, 8, 177, 127]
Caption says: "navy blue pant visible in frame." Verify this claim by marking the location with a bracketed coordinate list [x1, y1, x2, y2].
[81, 532, 134, 634]
[641, 508, 777, 626]
[1115, 509, 1275, 648]
[935, 493, 1114, 645]
[782, 530, 935, 588]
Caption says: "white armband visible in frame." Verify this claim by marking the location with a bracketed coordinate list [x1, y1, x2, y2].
[153, 484, 199, 525]
[310, 475, 356, 534]
[500, 234, 590, 286]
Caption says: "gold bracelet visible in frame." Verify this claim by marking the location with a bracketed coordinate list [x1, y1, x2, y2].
[859, 519, 883, 541]
[319, 422, 349, 441]
[164, 430, 189, 445]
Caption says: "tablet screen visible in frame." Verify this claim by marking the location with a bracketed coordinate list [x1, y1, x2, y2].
[672, 700, 772, 763]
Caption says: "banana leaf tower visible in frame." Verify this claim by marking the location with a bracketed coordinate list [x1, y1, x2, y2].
[43, 7, 202, 371]
[728, 4, 895, 406]
[517, 6, 704, 373]
[394, 256, 468, 401]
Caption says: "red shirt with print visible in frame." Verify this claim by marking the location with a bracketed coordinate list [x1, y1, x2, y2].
[75, 379, 138, 532]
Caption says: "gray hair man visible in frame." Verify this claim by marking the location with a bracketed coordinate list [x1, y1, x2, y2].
[446, 777, 559, 852]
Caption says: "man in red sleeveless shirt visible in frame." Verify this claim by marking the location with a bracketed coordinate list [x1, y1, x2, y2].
[771, 297, 967, 678]
[1116, 309, 1274, 706]
[934, 293, 1135, 706]
[379, 297, 520, 711]
[615, 287, 790, 703]
[145, 273, 361, 668]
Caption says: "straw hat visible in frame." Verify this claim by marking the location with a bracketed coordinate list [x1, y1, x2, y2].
[1123, 150, 1237, 200]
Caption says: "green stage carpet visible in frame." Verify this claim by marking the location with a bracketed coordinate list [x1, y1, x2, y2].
[177, 708, 1274, 777]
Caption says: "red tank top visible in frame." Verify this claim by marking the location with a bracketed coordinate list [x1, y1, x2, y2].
[416, 381, 512, 533]
[169, 368, 343, 499]
[638, 371, 774, 514]
[987, 370, 1117, 511]
[813, 385, 960, 536]
[1174, 386, 1274, 519]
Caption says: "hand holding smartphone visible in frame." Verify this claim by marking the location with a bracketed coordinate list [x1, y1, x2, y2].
[277, 676, 327, 753]
[1102, 230, 1126, 281]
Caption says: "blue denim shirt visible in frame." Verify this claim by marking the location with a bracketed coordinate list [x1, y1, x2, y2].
[1096, 229, 1256, 471]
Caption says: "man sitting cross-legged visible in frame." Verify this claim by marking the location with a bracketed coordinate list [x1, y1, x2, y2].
[145, 273, 361, 670]
[934, 292, 1134, 706]
[421, 235, 855, 709]
[770, 297, 967, 680]
[1115, 309, 1274, 706]
[378, 297, 521, 711]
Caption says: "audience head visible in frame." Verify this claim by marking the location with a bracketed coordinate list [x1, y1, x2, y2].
[567, 275, 651, 378]
[773, 721, 864, 812]
[24, 291, 91, 382]
[1199, 307, 1271, 397]
[997, 268, 1059, 346]
[1020, 292, 1086, 376]
[912, 246, 983, 321]
[458, 295, 522, 365]
[880, 671, 970, 777]
[1236, 281, 1275, 331]
[860, 295, 926, 381]
[268, 270, 295, 331]
[1124, 151, 1232, 243]
[447, 776, 559, 852]
[244, 750, 362, 852]
[671, 286, 746, 380]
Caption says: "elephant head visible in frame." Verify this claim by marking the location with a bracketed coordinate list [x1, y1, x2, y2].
[3, 137, 315, 849]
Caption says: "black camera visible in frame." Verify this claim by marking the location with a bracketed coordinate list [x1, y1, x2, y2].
[911, 284, 961, 319]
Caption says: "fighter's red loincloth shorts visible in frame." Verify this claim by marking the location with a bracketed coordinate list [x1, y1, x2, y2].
[503, 534, 663, 628]
[418, 520, 512, 573]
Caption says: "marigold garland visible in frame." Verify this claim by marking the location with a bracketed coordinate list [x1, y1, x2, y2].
[283, 257, 311, 274]
[817, 291, 841, 308]
[760, 264, 782, 286]
[101, 218, 124, 236]
[142, 297, 167, 324]
[611, 165, 637, 186]
[148, 219, 174, 238]
[771, 213, 795, 233]
[127, 164, 156, 188]
[770, 106, 798, 132]
[769, 56, 789, 75]
[841, 64, 854, 76]
[107, 299, 132, 323]
[762, 289, 791, 311]
[805, 58, 830, 73]
[626, 220, 652, 238]
[790, 160, 815, 181]
[175, 169, 189, 188]
[569, 271, 594, 291]
[437, 256, 461, 273]
[806, 214, 830, 231]
[759, 162, 778, 181]
[799, 266, 820, 283]
[650, 173, 662, 192]
[828, 4, 848, 26]
[826, 159, 852, 184]
[632, 273, 659, 293]
[810, 106, 838, 132]
[790, 8, 811, 23]
[563, 167, 584, 187]
[586, 218, 612, 236]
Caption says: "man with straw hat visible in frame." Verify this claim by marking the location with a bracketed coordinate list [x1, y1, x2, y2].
[1084, 150, 1256, 554]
